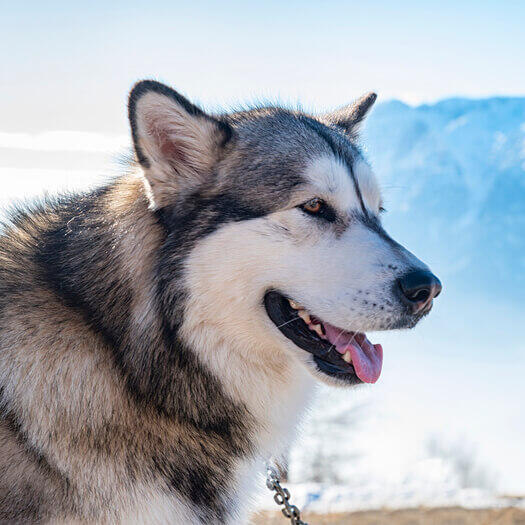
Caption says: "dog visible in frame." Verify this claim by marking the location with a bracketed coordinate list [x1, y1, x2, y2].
[0, 80, 441, 524]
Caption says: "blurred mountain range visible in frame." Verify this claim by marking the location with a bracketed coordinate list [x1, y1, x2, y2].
[363, 97, 525, 303]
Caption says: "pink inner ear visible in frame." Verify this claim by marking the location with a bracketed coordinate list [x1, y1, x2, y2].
[159, 134, 186, 164]
[146, 118, 186, 164]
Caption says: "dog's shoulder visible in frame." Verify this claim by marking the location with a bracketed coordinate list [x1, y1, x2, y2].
[0, 418, 64, 522]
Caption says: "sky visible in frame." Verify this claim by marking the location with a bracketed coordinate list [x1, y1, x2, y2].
[1, 0, 524, 500]
[1, 0, 525, 134]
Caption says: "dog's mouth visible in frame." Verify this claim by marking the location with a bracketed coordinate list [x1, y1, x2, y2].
[264, 291, 383, 384]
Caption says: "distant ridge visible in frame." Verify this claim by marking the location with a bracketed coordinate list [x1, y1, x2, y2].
[363, 97, 525, 302]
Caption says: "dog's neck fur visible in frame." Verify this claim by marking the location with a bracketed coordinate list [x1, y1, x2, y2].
[106, 175, 314, 515]
[110, 174, 313, 442]
[26, 174, 313, 521]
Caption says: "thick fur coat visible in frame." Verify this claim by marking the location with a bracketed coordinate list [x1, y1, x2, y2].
[0, 81, 440, 523]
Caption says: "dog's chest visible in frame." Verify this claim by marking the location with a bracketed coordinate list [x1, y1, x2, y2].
[116, 459, 261, 525]
[117, 491, 201, 524]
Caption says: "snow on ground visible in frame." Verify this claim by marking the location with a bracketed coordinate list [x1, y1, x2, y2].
[256, 482, 525, 514]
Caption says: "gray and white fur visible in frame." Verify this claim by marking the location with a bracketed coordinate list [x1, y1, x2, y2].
[0, 80, 440, 523]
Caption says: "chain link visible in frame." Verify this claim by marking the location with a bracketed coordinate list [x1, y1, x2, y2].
[266, 462, 308, 525]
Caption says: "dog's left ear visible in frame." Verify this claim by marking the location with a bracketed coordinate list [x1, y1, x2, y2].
[322, 92, 377, 136]
[128, 80, 232, 209]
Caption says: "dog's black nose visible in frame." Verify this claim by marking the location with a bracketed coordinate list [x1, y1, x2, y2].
[398, 270, 442, 313]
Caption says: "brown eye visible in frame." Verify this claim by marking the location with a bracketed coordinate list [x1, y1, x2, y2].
[302, 198, 323, 214]
[299, 198, 336, 222]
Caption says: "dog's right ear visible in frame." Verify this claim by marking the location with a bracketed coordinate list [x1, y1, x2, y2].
[322, 92, 377, 137]
[128, 80, 232, 209]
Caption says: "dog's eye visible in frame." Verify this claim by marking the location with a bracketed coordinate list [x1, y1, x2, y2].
[379, 206, 387, 214]
[302, 198, 323, 214]
[299, 198, 336, 222]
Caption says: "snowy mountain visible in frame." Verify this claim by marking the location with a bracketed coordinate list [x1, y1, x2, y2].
[362, 97, 525, 303]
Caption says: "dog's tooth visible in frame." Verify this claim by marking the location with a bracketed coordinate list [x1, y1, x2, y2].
[288, 299, 304, 310]
[310, 323, 324, 337]
[297, 310, 311, 324]
[342, 351, 352, 364]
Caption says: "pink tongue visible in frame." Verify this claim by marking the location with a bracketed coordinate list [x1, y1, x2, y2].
[323, 324, 383, 383]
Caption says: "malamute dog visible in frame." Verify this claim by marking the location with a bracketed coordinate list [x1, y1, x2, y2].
[0, 81, 441, 523]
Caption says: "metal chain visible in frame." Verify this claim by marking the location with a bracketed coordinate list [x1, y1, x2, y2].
[265, 463, 308, 525]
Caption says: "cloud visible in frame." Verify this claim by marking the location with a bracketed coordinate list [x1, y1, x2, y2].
[0, 167, 109, 216]
[0, 131, 129, 153]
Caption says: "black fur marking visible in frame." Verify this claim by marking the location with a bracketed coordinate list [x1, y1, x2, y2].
[151, 455, 228, 522]
[299, 116, 368, 215]
[26, 184, 254, 519]
[348, 161, 369, 217]
[129, 187, 264, 429]
[0, 393, 68, 489]
[299, 116, 343, 159]
[359, 213, 404, 249]
[0, 387, 70, 522]
[33, 187, 127, 352]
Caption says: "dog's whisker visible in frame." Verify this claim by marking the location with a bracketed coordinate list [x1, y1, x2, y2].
[275, 316, 303, 330]
[327, 328, 359, 357]
[327, 328, 346, 354]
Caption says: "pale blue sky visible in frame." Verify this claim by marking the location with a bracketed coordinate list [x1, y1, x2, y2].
[1, 0, 524, 132]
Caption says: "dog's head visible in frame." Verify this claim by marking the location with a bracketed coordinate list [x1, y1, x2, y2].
[128, 80, 441, 388]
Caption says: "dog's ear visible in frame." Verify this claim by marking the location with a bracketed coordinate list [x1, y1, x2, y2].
[128, 80, 232, 209]
[322, 92, 377, 136]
